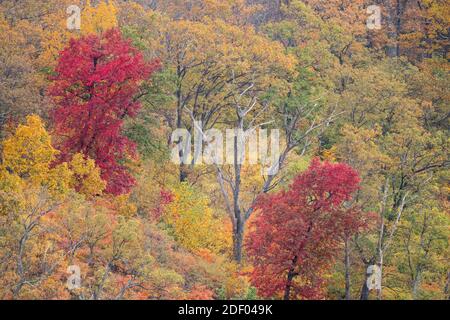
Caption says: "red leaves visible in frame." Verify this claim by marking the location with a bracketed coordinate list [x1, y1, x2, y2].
[150, 189, 174, 221]
[49, 29, 160, 195]
[246, 158, 367, 299]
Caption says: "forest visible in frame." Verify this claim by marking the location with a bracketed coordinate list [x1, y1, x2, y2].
[0, 0, 448, 300]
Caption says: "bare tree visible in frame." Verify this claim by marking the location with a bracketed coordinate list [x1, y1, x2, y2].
[206, 80, 341, 262]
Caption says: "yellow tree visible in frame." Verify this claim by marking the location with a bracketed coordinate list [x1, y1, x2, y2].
[146, 14, 296, 181]
[81, 0, 118, 35]
[153, 0, 258, 24]
[163, 182, 231, 255]
[2, 0, 118, 71]
[0, 13, 45, 139]
[0, 0, 119, 142]
[0, 115, 105, 298]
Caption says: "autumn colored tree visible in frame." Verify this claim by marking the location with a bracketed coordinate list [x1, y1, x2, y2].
[0, 115, 105, 298]
[151, 0, 258, 24]
[333, 57, 449, 299]
[49, 28, 160, 195]
[81, 0, 118, 35]
[0, 12, 46, 141]
[0, 0, 448, 301]
[0, 0, 118, 140]
[246, 159, 365, 300]
[125, 6, 295, 182]
[0, 116, 219, 300]
[162, 182, 231, 254]
[212, 0, 351, 263]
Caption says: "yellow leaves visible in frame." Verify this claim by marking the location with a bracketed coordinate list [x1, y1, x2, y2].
[37, 1, 73, 68]
[113, 194, 138, 218]
[2, 115, 58, 184]
[69, 153, 106, 197]
[28, 0, 118, 69]
[46, 162, 73, 198]
[1, 115, 104, 199]
[81, 0, 118, 35]
[131, 159, 178, 217]
[219, 261, 250, 299]
[205, 18, 296, 77]
[161, 0, 257, 25]
[0, 167, 23, 192]
[112, 215, 143, 254]
[0, 168, 25, 216]
[117, 1, 158, 32]
[0, 13, 24, 54]
[336, 124, 390, 171]
[320, 146, 337, 162]
[162, 17, 296, 87]
[164, 182, 231, 254]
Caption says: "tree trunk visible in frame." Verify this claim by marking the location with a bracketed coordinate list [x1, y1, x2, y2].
[377, 250, 384, 300]
[175, 74, 188, 183]
[283, 256, 298, 300]
[232, 122, 244, 262]
[360, 264, 371, 300]
[283, 271, 294, 300]
[412, 272, 421, 299]
[386, 0, 403, 57]
[232, 218, 244, 263]
[444, 270, 449, 300]
[360, 275, 370, 300]
[179, 163, 188, 182]
[344, 238, 351, 300]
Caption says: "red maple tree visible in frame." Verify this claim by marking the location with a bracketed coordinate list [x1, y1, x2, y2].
[246, 158, 367, 300]
[49, 28, 160, 195]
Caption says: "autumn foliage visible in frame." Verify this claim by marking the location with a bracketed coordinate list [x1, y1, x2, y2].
[246, 159, 365, 299]
[49, 28, 160, 195]
[0, 0, 448, 301]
